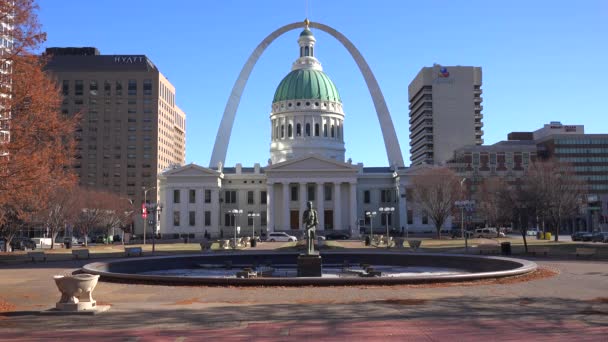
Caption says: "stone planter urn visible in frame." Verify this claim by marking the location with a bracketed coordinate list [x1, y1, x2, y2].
[53, 274, 100, 311]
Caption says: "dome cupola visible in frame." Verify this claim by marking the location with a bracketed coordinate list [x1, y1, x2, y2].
[269, 19, 346, 164]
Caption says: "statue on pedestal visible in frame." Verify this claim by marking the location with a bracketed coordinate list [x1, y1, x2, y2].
[302, 201, 319, 255]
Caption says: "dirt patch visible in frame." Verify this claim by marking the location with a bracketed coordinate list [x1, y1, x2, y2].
[373, 299, 428, 305]
[590, 297, 608, 304]
[168, 297, 205, 305]
[0, 298, 16, 313]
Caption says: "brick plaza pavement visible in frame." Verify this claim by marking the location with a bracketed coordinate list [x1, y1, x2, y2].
[0, 247, 606, 341]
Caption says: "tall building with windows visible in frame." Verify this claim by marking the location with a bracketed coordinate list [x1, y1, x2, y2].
[45, 47, 186, 234]
[408, 65, 483, 166]
[0, 9, 14, 154]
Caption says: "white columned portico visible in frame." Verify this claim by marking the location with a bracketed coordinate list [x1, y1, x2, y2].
[267, 183, 274, 232]
[334, 182, 342, 230]
[299, 183, 307, 229]
[282, 182, 290, 230]
[316, 182, 325, 231]
[349, 181, 358, 237]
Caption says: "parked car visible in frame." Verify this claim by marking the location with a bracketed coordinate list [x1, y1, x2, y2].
[324, 231, 350, 240]
[571, 231, 587, 241]
[581, 232, 595, 242]
[112, 234, 122, 243]
[526, 228, 540, 236]
[10, 237, 36, 251]
[76, 236, 91, 245]
[591, 232, 608, 243]
[266, 232, 297, 242]
[473, 228, 505, 238]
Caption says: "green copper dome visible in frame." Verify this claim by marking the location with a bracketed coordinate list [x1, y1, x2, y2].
[300, 28, 313, 37]
[273, 69, 341, 104]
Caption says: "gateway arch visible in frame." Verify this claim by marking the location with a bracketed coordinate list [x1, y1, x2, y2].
[209, 21, 405, 168]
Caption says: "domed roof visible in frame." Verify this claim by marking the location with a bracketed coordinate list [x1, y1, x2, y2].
[273, 68, 341, 103]
[300, 28, 313, 37]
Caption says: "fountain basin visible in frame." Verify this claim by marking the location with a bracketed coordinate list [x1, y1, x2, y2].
[81, 251, 537, 286]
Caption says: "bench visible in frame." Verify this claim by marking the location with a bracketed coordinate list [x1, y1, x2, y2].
[71, 249, 90, 259]
[575, 248, 596, 257]
[28, 251, 46, 262]
[478, 244, 500, 254]
[200, 241, 213, 252]
[124, 246, 143, 257]
[529, 247, 550, 256]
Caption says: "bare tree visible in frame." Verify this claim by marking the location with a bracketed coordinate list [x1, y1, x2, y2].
[40, 184, 77, 249]
[73, 187, 113, 247]
[524, 161, 584, 242]
[477, 177, 513, 234]
[411, 167, 462, 238]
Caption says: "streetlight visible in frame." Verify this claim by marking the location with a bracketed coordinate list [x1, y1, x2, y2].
[247, 212, 260, 245]
[120, 197, 134, 246]
[365, 211, 377, 245]
[227, 209, 243, 249]
[147, 203, 163, 253]
[142, 186, 155, 245]
[379, 207, 395, 248]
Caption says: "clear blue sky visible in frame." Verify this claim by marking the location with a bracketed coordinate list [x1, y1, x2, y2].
[38, 0, 608, 167]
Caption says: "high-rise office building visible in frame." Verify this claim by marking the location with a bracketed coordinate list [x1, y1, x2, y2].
[408, 64, 483, 165]
[46, 47, 186, 234]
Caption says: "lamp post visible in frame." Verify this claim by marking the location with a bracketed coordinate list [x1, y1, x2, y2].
[120, 197, 134, 246]
[247, 212, 260, 243]
[227, 209, 243, 250]
[142, 186, 155, 245]
[147, 203, 163, 254]
[379, 207, 395, 248]
[365, 211, 377, 244]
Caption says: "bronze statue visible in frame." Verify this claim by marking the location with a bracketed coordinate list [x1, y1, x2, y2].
[302, 201, 319, 255]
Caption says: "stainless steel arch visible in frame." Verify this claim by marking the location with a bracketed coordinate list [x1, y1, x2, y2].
[209, 21, 405, 168]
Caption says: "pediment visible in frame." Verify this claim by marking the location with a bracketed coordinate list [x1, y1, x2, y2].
[267, 155, 358, 172]
[161, 163, 221, 177]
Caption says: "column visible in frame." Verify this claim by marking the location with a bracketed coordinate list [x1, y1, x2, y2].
[334, 182, 342, 230]
[398, 185, 407, 233]
[211, 188, 220, 235]
[266, 183, 274, 232]
[282, 182, 290, 230]
[349, 181, 358, 238]
[299, 183, 307, 229]
[317, 182, 325, 231]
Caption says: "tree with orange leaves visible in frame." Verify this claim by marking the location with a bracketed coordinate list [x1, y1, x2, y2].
[0, 1, 77, 250]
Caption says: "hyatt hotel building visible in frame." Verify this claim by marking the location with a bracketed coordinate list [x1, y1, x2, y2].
[46, 47, 186, 235]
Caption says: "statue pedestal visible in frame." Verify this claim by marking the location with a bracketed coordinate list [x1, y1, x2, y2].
[297, 254, 322, 277]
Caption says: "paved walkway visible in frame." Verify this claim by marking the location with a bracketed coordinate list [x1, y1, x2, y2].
[0, 248, 606, 340]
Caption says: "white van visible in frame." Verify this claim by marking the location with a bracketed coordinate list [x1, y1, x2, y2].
[473, 228, 505, 239]
[31, 237, 53, 249]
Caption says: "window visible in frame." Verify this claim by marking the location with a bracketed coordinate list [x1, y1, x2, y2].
[143, 79, 152, 96]
[490, 153, 497, 165]
[472, 153, 480, 166]
[204, 211, 211, 226]
[189, 189, 196, 203]
[323, 124, 328, 137]
[104, 80, 111, 96]
[281, 125, 285, 138]
[422, 211, 428, 225]
[364, 190, 370, 204]
[224, 213, 235, 227]
[128, 79, 137, 96]
[224, 190, 237, 204]
[260, 211, 267, 226]
[260, 191, 267, 204]
[324, 184, 332, 201]
[204, 189, 211, 203]
[248, 191, 254, 205]
[62, 80, 69, 96]
[189, 211, 195, 226]
[173, 211, 180, 226]
[331, 125, 335, 138]
[75, 80, 83, 96]
[296, 123, 301, 136]
[380, 213, 393, 226]
[288, 124, 292, 138]
[407, 209, 413, 224]
[314, 123, 319, 136]
[173, 189, 180, 203]
[308, 185, 315, 201]
[89, 80, 98, 96]
[291, 185, 298, 201]
[305, 123, 311, 136]
[523, 152, 530, 165]
[115, 80, 123, 96]
[247, 211, 254, 226]
[380, 189, 393, 203]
